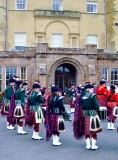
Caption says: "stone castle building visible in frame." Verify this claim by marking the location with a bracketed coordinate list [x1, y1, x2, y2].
[0, 0, 118, 91]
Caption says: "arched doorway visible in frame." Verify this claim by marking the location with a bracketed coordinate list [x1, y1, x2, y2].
[55, 63, 76, 91]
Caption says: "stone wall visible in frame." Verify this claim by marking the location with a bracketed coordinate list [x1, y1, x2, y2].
[0, 43, 118, 90]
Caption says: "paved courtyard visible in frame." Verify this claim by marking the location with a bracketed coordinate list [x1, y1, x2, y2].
[0, 113, 118, 160]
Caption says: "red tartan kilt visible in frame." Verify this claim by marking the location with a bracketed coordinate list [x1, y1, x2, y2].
[25, 110, 35, 127]
[97, 95, 107, 107]
[49, 114, 58, 132]
[84, 117, 102, 136]
[25, 103, 35, 127]
[107, 106, 117, 120]
[107, 102, 117, 108]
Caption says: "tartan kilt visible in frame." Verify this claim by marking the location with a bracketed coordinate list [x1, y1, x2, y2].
[107, 106, 117, 121]
[84, 117, 102, 136]
[97, 95, 107, 107]
[25, 102, 35, 128]
[7, 99, 16, 126]
[25, 103, 42, 128]
[49, 114, 58, 133]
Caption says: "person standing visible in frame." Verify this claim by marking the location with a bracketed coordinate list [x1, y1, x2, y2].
[14, 80, 27, 134]
[67, 83, 76, 112]
[26, 83, 44, 140]
[45, 86, 66, 146]
[73, 84, 102, 150]
[96, 80, 108, 107]
[1, 78, 16, 130]
[107, 85, 118, 130]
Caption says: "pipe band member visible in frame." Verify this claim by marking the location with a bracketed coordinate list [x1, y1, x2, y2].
[45, 86, 66, 146]
[27, 83, 44, 140]
[78, 84, 102, 150]
[14, 80, 28, 135]
[67, 83, 76, 113]
[107, 85, 118, 130]
[1, 78, 16, 130]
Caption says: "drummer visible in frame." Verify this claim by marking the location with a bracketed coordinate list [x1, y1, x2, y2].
[107, 85, 118, 130]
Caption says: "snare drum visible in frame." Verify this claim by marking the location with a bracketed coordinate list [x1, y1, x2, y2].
[98, 106, 107, 120]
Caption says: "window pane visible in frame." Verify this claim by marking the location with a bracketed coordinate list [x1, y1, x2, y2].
[102, 68, 108, 82]
[87, 2, 97, 13]
[52, 34, 63, 47]
[5, 67, 17, 86]
[15, 33, 26, 51]
[111, 68, 118, 85]
[87, 35, 97, 45]
[16, 0, 27, 10]
[53, 0, 63, 11]
[20, 66, 27, 82]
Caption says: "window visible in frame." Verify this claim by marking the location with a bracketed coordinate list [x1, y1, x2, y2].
[52, 34, 63, 47]
[72, 37, 77, 48]
[87, 2, 97, 13]
[87, 35, 98, 46]
[52, 0, 63, 11]
[20, 66, 27, 82]
[15, 33, 26, 51]
[111, 68, 118, 85]
[0, 67, 2, 91]
[5, 67, 17, 86]
[16, 0, 27, 10]
[102, 68, 108, 82]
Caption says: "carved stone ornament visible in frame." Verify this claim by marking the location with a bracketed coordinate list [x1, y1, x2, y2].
[39, 64, 47, 75]
[88, 65, 96, 75]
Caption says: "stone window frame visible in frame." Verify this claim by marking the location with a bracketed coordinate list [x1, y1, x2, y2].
[87, 1, 97, 13]
[14, 32, 26, 51]
[15, 0, 27, 10]
[20, 66, 27, 82]
[52, 33, 63, 48]
[111, 68, 118, 85]
[52, 0, 63, 11]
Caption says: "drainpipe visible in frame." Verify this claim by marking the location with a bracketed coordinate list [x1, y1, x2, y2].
[5, 0, 8, 51]
[104, 0, 107, 50]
